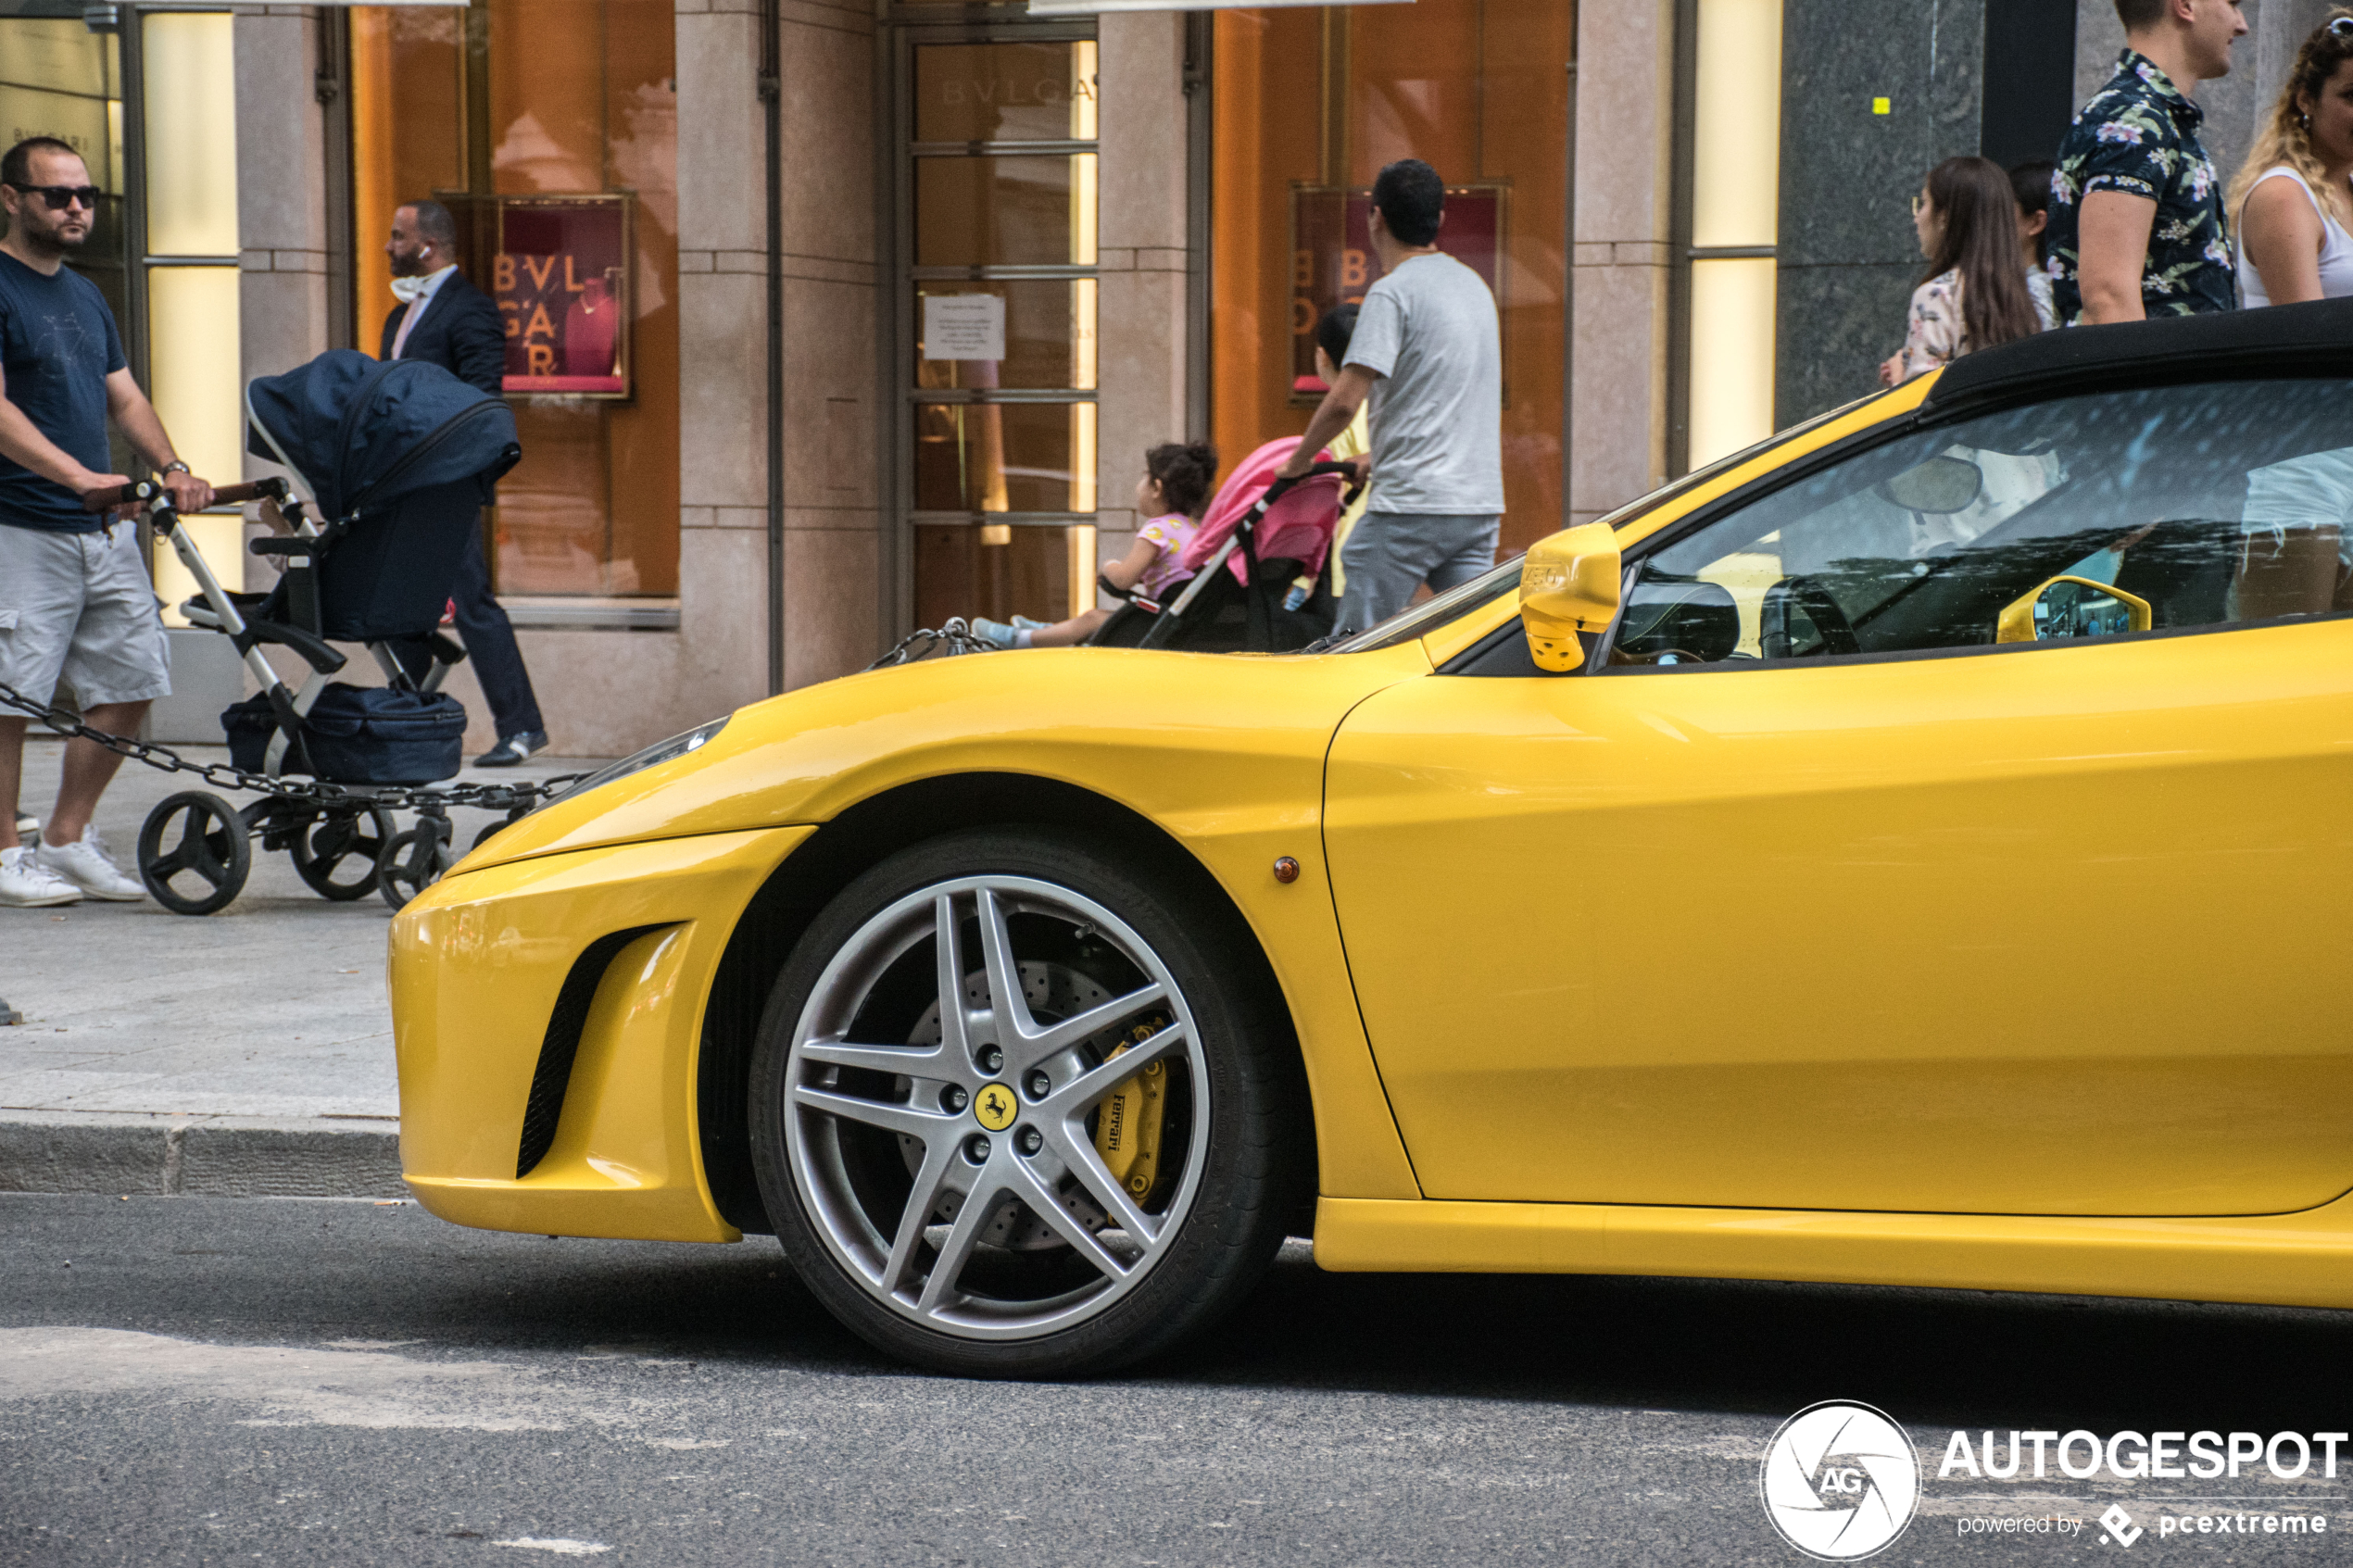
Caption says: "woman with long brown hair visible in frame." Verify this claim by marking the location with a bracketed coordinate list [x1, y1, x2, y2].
[1878, 157, 2051, 387]
[2233, 12, 2353, 307]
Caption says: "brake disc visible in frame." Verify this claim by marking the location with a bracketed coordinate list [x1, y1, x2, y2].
[900, 960, 1119, 1251]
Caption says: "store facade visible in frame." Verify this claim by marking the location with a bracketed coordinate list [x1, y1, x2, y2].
[6, 0, 2316, 756]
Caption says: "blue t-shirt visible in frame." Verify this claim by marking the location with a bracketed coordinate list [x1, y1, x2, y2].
[0, 251, 127, 533]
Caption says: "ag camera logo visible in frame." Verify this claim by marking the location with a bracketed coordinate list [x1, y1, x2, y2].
[1760, 1401, 1920, 1560]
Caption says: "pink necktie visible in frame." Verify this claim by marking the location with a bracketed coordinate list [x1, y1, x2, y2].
[389, 294, 425, 359]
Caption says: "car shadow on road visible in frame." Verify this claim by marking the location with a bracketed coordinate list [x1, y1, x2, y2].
[1178, 1251, 2353, 1433]
[15, 1197, 2350, 1432]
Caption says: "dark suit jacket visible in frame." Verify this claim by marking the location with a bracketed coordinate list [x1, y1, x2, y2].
[380, 270, 506, 395]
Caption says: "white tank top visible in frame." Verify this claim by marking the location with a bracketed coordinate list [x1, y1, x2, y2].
[2238, 166, 2353, 307]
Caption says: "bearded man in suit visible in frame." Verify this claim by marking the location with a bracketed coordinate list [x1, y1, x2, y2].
[381, 199, 547, 765]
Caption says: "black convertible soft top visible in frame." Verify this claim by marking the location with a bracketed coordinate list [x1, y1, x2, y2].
[1926, 295, 2353, 415]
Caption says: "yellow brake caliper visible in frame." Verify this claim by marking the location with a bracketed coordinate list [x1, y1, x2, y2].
[1091, 1021, 1171, 1203]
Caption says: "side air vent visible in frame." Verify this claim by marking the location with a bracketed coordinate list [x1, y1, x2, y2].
[516, 925, 671, 1179]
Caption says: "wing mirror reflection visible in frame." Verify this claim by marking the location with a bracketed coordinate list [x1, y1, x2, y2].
[1878, 454, 1984, 514]
[1995, 574, 2153, 644]
[1519, 521, 1621, 672]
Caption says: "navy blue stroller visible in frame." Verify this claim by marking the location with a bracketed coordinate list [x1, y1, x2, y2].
[121, 351, 521, 914]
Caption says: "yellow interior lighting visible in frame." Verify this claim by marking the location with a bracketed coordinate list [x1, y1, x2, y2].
[1687, 0, 1783, 470]
[141, 11, 238, 257]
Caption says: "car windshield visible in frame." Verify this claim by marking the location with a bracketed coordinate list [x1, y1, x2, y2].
[1319, 387, 1899, 654]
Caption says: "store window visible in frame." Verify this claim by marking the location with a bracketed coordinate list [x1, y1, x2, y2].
[350, 0, 677, 604]
[1211, 0, 1573, 558]
[900, 29, 1100, 631]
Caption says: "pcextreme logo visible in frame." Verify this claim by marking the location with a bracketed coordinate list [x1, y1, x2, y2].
[1759, 1401, 1921, 1561]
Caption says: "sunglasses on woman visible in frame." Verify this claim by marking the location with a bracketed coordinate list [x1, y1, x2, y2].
[2334, 15, 2353, 37]
[6, 184, 102, 211]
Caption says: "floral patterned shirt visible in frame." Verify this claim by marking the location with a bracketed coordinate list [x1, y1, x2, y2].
[1894, 269, 2057, 380]
[2047, 49, 2236, 322]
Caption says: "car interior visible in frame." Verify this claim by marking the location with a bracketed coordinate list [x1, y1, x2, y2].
[1611, 377, 2353, 668]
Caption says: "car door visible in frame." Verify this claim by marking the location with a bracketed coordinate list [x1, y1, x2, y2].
[1324, 374, 2353, 1218]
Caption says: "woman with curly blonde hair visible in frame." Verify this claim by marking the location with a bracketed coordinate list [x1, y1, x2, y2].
[2234, 11, 2353, 307]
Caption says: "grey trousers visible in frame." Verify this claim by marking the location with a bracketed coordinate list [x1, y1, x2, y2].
[1338, 510, 1503, 632]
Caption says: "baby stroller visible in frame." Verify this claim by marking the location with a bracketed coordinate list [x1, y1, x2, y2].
[1088, 437, 1363, 653]
[121, 350, 520, 915]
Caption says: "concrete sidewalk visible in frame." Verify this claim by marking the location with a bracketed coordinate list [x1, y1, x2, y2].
[1, 737, 606, 1197]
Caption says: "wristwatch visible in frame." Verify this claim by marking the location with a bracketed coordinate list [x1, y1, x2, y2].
[159, 460, 191, 477]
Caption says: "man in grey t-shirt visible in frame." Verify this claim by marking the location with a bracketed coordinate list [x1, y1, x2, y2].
[1278, 158, 1504, 631]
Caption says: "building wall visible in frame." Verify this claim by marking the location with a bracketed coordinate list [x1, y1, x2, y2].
[485, 0, 882, 760]
[1775, 0, 1983, 428]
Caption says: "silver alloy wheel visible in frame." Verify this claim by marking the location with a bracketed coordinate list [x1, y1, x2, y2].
[782, 873, 1209, 1340]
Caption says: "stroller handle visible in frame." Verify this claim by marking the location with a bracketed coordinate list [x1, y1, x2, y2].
[1259, 458, 1361, 506]
[82, 476, 287, 513]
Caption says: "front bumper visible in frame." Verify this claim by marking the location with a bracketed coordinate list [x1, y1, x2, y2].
[388, 825, 812, 1241]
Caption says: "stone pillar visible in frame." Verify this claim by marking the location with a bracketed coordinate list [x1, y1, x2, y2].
[671, 0, 775, 731]
[1569, 0, 1676, 522]
[1094, 13, 1191, 574]
[774, 0, 881, 689]
[235, 6, 332, 460]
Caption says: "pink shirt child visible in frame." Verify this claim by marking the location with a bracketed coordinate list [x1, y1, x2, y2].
[1134, 512, 1199, 596]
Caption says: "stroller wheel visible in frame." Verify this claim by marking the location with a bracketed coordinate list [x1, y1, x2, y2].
[137, 791, 253, 916]
[375, 822, 453, 912]
[293, 807, 396, 902]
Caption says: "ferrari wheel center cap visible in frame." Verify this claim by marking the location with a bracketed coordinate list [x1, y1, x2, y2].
[974, 1083, 1018, 1132]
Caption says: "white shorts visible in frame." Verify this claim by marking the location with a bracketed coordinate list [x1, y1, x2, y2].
[0, 520, 172, 709]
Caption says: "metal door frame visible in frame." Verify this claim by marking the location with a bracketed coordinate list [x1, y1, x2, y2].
[877, 6, 1101, 642]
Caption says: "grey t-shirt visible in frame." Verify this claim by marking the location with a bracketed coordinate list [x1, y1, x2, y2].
[1344, 252, 1504, 515]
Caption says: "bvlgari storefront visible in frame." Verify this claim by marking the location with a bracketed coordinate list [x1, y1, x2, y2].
[1, 0, 1776, 758]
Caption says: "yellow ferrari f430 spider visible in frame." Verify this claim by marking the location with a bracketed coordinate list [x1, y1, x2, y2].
[392, 301, 2353, 1375]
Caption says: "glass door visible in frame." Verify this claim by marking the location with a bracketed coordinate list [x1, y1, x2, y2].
[893, 24, 1100, 632]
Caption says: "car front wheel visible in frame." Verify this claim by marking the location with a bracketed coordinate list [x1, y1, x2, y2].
[748, 826, 1301, 1376]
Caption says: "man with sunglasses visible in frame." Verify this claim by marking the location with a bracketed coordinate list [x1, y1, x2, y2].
[0, 136, 213, 908]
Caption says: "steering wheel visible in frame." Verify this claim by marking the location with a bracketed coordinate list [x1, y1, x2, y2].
[1759, 574, 1861, 659]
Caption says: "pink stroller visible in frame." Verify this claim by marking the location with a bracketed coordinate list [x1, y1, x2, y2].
[1087, 437, 1363, 653]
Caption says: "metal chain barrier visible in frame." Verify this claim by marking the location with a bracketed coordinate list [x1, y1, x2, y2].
[0, 679, 583, 815]
[864, 620, 997, 671]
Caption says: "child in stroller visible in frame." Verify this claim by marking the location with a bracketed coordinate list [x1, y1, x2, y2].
[969, 441, 1218, 649]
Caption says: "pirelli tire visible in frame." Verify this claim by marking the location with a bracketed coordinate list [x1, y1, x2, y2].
[748, 825, 1305, 1378]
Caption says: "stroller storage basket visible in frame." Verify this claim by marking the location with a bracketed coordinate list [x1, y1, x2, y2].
[223, 683, 467, 785]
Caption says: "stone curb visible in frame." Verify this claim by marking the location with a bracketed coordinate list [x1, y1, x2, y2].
[0, 1111, 406, 1198]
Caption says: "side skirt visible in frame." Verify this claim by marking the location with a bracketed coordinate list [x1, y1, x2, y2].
[1311, 1194, 2353, 1311]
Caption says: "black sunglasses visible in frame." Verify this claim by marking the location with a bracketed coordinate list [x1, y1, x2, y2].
[2334, 16, 2353, 36]
[7, 184, 102, 211]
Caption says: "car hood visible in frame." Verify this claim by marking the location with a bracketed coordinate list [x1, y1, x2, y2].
[453, 642, 1435, 874]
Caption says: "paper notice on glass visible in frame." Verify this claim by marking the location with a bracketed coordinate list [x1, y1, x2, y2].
[924, 294, 1007, 362]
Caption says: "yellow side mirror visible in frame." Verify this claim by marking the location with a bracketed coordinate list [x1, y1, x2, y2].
[1995, 574, 2153, 645]
[1519, 521, 1621, 672]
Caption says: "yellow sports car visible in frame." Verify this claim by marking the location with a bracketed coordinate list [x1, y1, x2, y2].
[391, 304, 2353, 1375]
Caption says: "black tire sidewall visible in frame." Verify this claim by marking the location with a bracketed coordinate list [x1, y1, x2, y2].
[747, 825, 1300, 1378]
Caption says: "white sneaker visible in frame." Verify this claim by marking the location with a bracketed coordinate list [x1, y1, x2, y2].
[35, 827, 146, 902]
[0, 845, 81, 908]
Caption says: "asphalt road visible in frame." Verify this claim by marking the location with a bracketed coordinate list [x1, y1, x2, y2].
[4, 1196, 2350, 1567]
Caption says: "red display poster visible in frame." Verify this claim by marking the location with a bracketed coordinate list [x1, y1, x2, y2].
[491, 195, 633, 398]
[1289, 185, 1504, 398]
